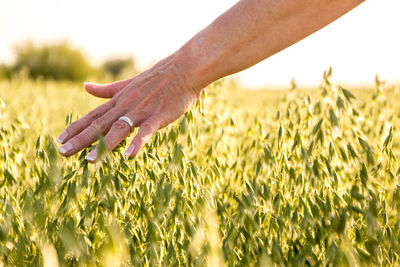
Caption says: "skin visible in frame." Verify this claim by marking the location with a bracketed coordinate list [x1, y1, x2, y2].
[57, 0, 365, 162]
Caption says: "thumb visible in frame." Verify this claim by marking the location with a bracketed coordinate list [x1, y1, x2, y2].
[84, 78, 133, 98]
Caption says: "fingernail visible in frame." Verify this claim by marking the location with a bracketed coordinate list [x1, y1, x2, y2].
[85, 149, 97, 162]
[84, 82, 95, 88]
[58, 142, 73, 155]
[125, 145, 135, 157]
[56, 131, 68, 143]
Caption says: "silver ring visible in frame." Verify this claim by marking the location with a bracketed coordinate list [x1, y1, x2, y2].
[118, 116, 133, 130]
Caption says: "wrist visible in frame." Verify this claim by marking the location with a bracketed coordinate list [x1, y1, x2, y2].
[171, 36, 220, 92]
[148, 50, 204, 99]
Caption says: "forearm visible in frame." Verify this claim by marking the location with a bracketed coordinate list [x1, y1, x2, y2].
[174, 0, 364, 89]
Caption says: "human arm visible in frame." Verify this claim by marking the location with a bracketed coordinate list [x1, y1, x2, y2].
[57, 0, 364, 162]
[177, 0, 364, 88]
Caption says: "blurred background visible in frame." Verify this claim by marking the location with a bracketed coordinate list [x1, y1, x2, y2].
[0, 0, 399, 88]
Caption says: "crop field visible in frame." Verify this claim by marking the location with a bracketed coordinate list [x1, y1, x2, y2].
[1, 71, 400, 266]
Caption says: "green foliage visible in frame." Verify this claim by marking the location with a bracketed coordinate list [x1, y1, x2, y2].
[0, 74, 400, 266]
[10, 42, 94, 81]
[0, 64, 9, 80]
[102, 57, 136, 79]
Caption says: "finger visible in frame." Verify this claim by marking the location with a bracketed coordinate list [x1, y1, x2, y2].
[85, 116, 137, 163]
[57, 109, 121, 157]
[56, 100, 115, 144]
[125, 118, 160, 157]
[84, 78, 133, 98]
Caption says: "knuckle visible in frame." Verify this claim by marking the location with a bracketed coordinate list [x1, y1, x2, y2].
[85, 110, 98, 121]
[76, 116, 92, 128]
[66, 121, 79, 132]
[113, 120, 131, 131]
[90, 119, 107, 131]
[137, 136, 147, 145]
[141, 122, 154, 132]
[66, 120, 84, 135]
[70, 135, 84, 150]
[143, 119, 160, 132]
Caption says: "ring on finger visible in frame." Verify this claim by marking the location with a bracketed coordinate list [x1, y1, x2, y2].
[118, 116, 134, 131]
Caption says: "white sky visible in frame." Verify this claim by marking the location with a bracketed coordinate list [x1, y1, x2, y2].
[1, 0, 399, 88]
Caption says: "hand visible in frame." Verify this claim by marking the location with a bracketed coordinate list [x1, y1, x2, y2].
[56, 55, 201, 163]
